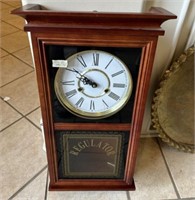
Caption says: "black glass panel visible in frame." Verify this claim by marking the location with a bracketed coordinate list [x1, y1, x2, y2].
[45, 45, 141, 123]
[55, 130, 130, 179]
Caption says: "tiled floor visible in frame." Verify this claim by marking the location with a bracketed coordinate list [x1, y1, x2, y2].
[0, 1, 194, 200]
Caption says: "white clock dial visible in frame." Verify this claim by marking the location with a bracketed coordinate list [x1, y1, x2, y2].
[54, 50, 133, 119]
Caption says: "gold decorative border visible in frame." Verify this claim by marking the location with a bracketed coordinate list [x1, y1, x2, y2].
[151, 46, 195, 153]
[61, 132, 123, 178]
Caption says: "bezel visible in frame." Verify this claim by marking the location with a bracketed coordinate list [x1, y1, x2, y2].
[54, 50, 133, 119]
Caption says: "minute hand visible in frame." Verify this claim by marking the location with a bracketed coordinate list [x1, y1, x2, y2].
[65, 68, 97, 88]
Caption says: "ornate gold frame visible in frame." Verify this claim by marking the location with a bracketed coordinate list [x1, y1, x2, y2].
[152, 46, 195, 153]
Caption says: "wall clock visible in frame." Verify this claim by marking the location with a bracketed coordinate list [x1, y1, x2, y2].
[54, 50, 133, 119]
[12, 5, 176, 191]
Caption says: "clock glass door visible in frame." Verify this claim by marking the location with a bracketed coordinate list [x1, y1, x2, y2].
[45, 45, 142, 124]
[55, 130, 129, 179]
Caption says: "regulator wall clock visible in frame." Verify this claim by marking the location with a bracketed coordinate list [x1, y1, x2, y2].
[12, 5, 176, 190]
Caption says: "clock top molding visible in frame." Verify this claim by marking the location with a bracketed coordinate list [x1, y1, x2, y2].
[12, 4, 176, 35]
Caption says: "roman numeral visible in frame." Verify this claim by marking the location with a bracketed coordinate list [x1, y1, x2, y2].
[105, 58, 114, 69]
[77, 56, 87, 67]
[113, 83, 126, 88]
[65, 89, 77, 98]
[108, 92, 120, 101]
[75, 97, 85, 107]
[90, 100, 95, 111]
[61, 80, 75, 85]
[111, 70, 124, 77]
[102, 99, 109, 108]
[93, 53, 99, 66]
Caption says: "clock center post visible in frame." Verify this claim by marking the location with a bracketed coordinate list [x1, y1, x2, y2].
[78, 68, 110, 98]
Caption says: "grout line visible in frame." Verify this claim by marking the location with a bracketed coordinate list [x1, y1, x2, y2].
[10, 46, 32, 56]
[1, 2, 19, 8]
[0, 70, 34, 88]
[1, 46, 28, 55]
[157, 139, 181, 199]
[0, 116, 23, 132]
[0, 96, 39, 117]
[11, 52, 35, 69]
[0, 45, 34, 69]
[1, 29, 20, 38]
[1, 20, 21, 29]
[0, 29, 21, 38]
[8, 165, 48, 200]
[25, 115, 42, 131]
[0, 97, 41, 131]
[6, 46, 34, 66]
[1, 19, 24, 31]
[24, 106, 41, 131]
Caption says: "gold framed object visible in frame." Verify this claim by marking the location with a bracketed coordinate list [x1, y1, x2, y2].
[152, 46, 195, 153]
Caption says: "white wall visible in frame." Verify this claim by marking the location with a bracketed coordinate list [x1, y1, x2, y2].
[22, 0, 144, 12]
[21, 0, 195, 136]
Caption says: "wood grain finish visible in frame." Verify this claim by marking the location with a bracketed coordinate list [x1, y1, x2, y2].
[12, 5, 176, 191]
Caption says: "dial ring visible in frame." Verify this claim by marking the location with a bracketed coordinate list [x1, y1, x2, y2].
[78, 68, 110, 98]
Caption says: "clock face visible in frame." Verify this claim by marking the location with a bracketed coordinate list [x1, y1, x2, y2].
[54, 50, 133, 119]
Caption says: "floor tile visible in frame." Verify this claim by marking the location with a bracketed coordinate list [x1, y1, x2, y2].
[1, 7, 17, 21]
[1, 3, 25, 29]
[160, 141, 195, 198]
[0, 54, 33, 87]
[13, 47, 34, 67]
[0, 72, 40, 115]
[5, 16, 25, 30]
[1, 1, 22, 8]
[26, 108, 42, 128]
[12, 168, 47, 200]
[0, 48, 8, 57]
[0, 31, 29, 53]
[0, 118, 47, 200]
[129, 138, 177, 200]
[0, 2, 12, 10]
[1, 21, 19, 36]
[0, 98, 22, 131]
[47, 190, 128, 200]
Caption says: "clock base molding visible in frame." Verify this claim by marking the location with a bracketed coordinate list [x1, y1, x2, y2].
[12, 5, 176, 191]
[49, 179, 135, 191]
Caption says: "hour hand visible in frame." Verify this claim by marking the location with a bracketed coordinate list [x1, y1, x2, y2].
[78, 76, 97, 88]
[65, 68, 97, 88]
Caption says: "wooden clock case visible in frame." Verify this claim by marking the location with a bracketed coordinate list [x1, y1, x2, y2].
[12, 4, 176, 191]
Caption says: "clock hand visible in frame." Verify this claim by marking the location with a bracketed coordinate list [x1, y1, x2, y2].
[65, 68, 97, 88]
[77, 76, 97, 88]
